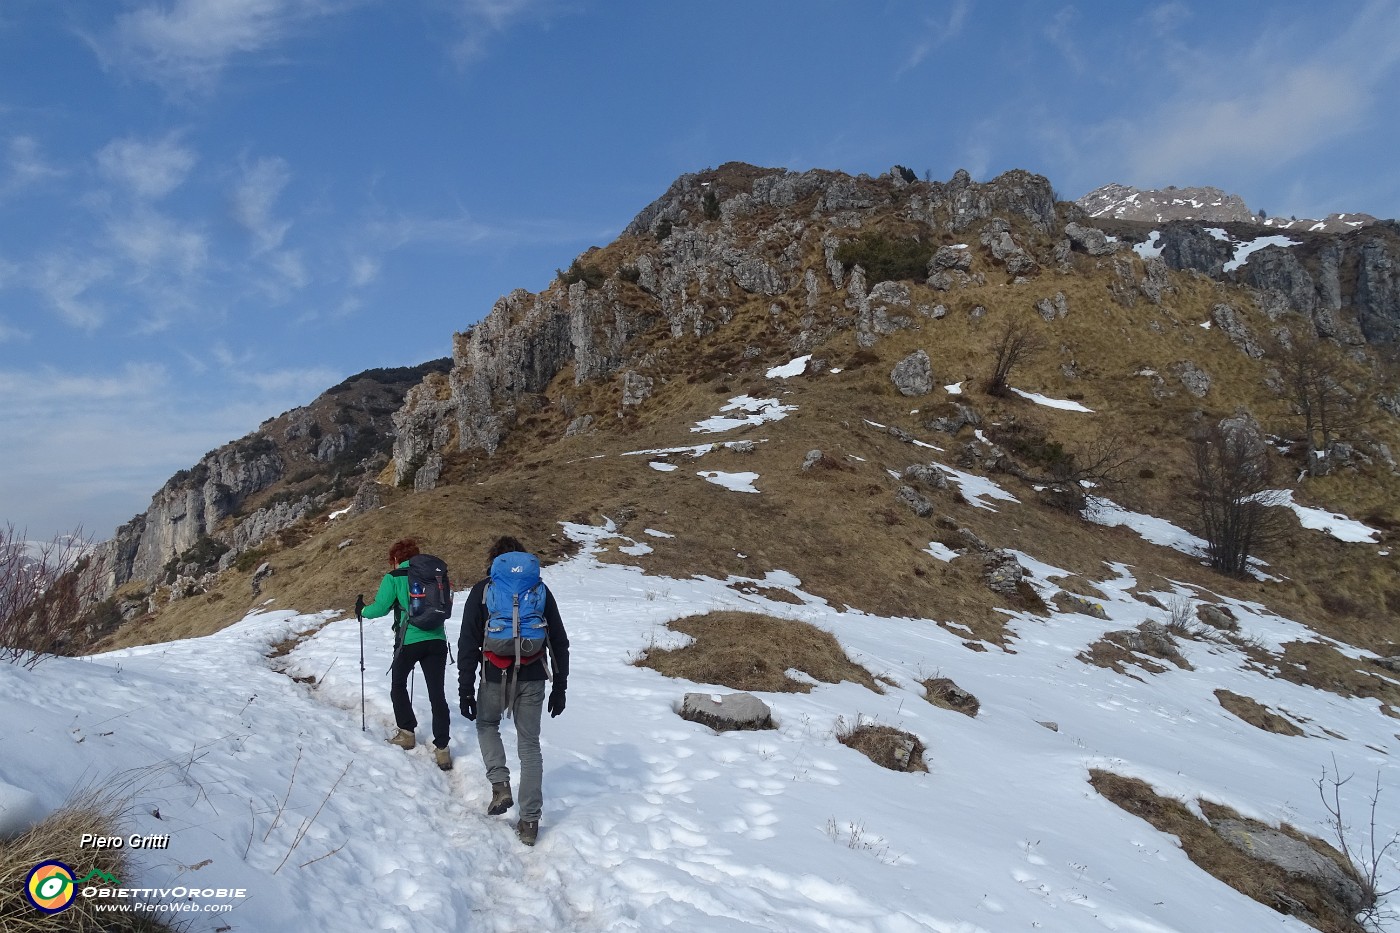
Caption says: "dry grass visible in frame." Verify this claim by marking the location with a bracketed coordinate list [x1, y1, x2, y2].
[1215, 688, 1306, 736]
[1243, 641, 1400, 708]
[836, 717, 928, 772]
[634, 611, 877, 694]
[0, 789, 174, 932]
[1091, 770, 1367, 933]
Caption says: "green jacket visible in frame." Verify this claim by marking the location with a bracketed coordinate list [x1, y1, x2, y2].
[362, 561, 446, 647]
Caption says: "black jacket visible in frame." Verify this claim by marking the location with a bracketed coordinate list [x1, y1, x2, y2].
[457, 577, 570, 700]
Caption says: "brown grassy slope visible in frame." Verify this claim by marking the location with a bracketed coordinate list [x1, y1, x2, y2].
[100, 252, 1400, 661]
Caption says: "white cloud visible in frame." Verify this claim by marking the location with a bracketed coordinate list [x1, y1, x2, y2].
[96, 133, 198, 200]
[103, 0, 361, 91]
[3, 136, 64, 196]
[349, 255, 380, 287]
[106, 208, 209, 279]
[900, 0, 971, 73]
[32, 254, 112, 330]
[231, 155, 292, 254]
[1043, 6, 1084, 74]
[448, 0, 553, 64]
[1113, 1, 1400, 184]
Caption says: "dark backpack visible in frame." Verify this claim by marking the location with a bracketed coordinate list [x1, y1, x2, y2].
[482, 551, 548, 668]
[393, 553, 453, 630]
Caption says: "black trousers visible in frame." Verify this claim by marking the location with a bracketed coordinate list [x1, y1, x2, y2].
[390, 639, 450, 749]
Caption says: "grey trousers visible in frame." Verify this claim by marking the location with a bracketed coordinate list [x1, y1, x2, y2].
[476, 678, 546, 821]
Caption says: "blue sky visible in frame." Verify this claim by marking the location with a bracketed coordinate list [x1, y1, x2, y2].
[3, 0, 1399, 541]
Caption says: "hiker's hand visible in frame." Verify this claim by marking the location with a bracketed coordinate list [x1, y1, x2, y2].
[548, 685, 566, 718]
[355, 594, 365, 614]
[460, 696, 476, 721]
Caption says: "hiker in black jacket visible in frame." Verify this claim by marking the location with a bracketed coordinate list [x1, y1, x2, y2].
[458, 535, 570, 846]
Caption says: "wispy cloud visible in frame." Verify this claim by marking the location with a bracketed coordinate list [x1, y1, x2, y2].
[2, 136, 64, 197]
[106, 208, 209, 280]
[1043, 6, 1085, 75]
[96, 133, 198, 200]
[231, 155, 292, 254]
[900, 0, 971, 74]
[447, 0, 555, 64]
[1113, 1, 1400, 185]
[32, 253, 111, 330]
[99, 0, 362, 92]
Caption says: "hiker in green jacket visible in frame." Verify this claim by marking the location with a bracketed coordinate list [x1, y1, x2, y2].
[358, 538, 452, 771]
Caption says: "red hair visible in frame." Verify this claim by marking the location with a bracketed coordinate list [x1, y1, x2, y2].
[388, 538, 420, 565]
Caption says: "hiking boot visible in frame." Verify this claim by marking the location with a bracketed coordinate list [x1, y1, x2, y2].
[516, 819, 539, 846]
[487, 781, 513, 815]
[389, 728, 416, 750]
[434, 746, 453, 771]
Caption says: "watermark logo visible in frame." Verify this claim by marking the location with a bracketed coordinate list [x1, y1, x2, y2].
[24, 860, 77, 914]
[22, 862, 122, 914]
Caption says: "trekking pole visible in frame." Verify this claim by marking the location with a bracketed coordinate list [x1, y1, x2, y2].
[355, 595, 366, 731]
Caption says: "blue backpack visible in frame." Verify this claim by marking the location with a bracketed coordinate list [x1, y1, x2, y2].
[482, 552, 548, 668]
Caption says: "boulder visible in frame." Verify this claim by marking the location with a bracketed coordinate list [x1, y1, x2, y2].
[983, 550, 1024, 595]
[896, 485, 934, 517]
[1064, 222, 1118, 256]
[680, 693, 774, 732]
[902, 463, 948, 490]
[891, 350, 934, 397]
[1213, 820, 1371, 915]
[621, 370, 654, 407]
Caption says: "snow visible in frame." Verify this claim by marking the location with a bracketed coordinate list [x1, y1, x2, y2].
[934, 464, 1019, 511]
[1008, 387, 1094, 413]
[692, 396, 797, 434]
[924, 542, 959, 562]
[1267, 489, 1381, 543]
[327, 504, 353, 520]
[644, 528, 675, 538]
[1132, 231, 1163, 260]
[1223, 235, 1296, 273]
[0, 778, 44, 837]
[3, 523, 1398, 932]
[697, 470, 761, 493]
[1085, 495, 1207, 557]
[944, 382, 963, 395]
[648, 461, 678, 472]
[766, 355, 812, 379]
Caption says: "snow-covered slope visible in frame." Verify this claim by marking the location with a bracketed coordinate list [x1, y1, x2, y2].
[3, 519, 1397, 932]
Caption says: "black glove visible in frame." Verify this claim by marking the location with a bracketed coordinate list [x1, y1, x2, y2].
[354, 594, 365, 616]
[460, 695, 477, 721]
[547, 684, 566, 718]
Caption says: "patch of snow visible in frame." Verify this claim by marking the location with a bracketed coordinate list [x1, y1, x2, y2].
[925, 542, 959, 562]
[1224, 235, 1296, 273]
[649, 461, 678, 472]
[935, 464, 1019, 511]
[692, 396, 796, 434]
[1009, 387, 1094, 413]
[619, 541, 654, 556]
[1085, 496, 1207, 557]
[328, 505, 353, 520]
[1132, 231, 1163, 260]
[1266, 489, 1380, 543]
[644, 528, 675, 538]
[1206, 227, 1231, 242]
[1199, 319, 1212, 329]
[944, 382, 963, 395]
[766, 355, 812, 379]
[697, 470, 761, 493]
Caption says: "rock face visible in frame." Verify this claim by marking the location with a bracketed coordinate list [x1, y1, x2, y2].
[1078, 182, 1378, 233]
[83, 363, 443, 611]
[390, 164, 1067, 476]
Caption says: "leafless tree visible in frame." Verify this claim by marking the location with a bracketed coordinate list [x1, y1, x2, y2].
[0, 523, 98, 667]
[984, 319, 1046, 397]
[1190, 422, 1284, 577]
[1271, 329, 1367, 476]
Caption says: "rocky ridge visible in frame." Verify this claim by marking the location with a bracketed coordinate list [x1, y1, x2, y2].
[1078, 182, 1379, 234]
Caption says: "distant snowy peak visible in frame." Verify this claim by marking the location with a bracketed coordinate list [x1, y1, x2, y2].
[1076, 183, 1377, 233]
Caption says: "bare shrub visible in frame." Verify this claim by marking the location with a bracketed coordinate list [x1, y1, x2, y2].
[1189, 422, 1284, 577]
[0, 524, 98, 667]
[985, 319, 1046, 397]
[1317, 759, 1398, 931]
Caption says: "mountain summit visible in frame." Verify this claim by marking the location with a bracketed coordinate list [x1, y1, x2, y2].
[1077, 182, 1379, 233]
